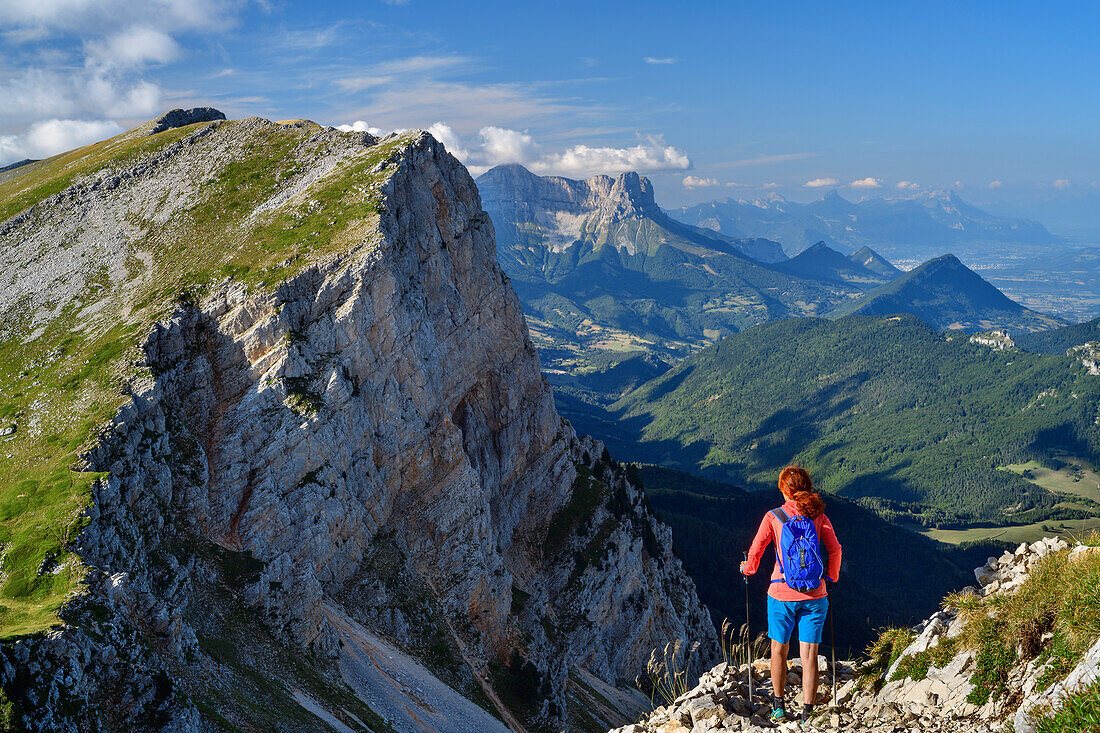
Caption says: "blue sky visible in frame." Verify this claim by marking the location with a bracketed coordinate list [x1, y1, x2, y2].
[2, 0, 1099, 221]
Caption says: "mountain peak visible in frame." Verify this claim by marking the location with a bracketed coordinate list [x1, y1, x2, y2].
[830, 252, 1067, 332]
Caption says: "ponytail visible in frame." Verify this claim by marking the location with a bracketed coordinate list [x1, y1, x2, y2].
[778, 465, 825, 519]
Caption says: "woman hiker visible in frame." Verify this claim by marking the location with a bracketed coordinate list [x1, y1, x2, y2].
[740, 466, 842, 725]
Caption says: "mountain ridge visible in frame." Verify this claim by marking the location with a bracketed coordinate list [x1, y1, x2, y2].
[476, 163, 863, 367]
[677, 190, 1061, 258]
[774, 240, 893, 287]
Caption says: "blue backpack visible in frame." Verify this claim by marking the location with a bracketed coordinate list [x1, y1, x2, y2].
[770, 508, 825, 593]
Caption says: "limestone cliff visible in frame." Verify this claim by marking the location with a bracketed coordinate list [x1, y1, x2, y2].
[0, 110, 715, 731]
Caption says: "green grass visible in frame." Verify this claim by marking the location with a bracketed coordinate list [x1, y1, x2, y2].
[0, 123, 201, 223]
[0, 117, 417, 639]
[857, 627, 914, 689]
[890, 636, 958, 682]
[1003, 457, 1100, 501]
[921, 518, 1100, 546]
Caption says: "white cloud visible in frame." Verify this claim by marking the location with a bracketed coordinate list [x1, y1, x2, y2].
[0, 67, 163, 119]
[342, 80, 572, 131]
[682, 175, 720, 188]
[335, 56, 471, 93]
[532, 138, 691, 177]
[804, 177, 839, 188]
[427, 122, 469, 160]
[336, 120, 389, 136]
[1054, 178, 1071, 189]
[849, 177, 882, 189]
[761, 182, 781, 189]
[0, 0, 239, 38]
[395, 122, 691, 178]
[0, 118, 122, 165]
[896, 180, 919, 190]
[84, 26, 181, 68]
[643, 57, 677, 65]
[0, 0, 245, 136]
[989, 180, 1002, 188]
[478, 126, 536, 165]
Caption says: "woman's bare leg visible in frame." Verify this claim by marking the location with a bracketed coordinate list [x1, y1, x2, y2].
[770, 639, 789, 700]
[800, 640, 820, 704]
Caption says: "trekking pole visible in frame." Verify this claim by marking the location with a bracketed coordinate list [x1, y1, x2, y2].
[744, 551, 752, 710]
[830, 590, 837, 706]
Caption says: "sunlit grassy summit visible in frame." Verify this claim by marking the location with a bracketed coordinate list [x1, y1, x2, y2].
[0, 108, 416, 638]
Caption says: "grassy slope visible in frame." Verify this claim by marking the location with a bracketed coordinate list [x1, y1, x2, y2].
[0, 118, 414, 639]
[604, 314, 1100, 526]
[866, 537, 1100, 721]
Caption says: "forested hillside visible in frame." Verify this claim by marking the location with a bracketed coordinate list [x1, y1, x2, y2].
[1016, 315, 1100, 354]
[581, 315, 1100, 527]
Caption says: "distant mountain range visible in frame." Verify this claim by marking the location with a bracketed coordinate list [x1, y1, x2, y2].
[829, 253, 1069, 333]
[774, 241, 894, 287]
[676, 190, 1061, 258]
[476, 164, 862, 363]
[477, 165, 1069, 370]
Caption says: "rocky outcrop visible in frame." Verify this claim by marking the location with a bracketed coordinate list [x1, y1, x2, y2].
[0, 113, 714, 731]
[969, 329, 1015, 350]
[1070, 341, 1100, 375]
[149, 107, 227, 135]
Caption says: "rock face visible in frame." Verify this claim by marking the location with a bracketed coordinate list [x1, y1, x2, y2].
[477, 163, 786, 266]
[1070, 341, 1100, 375]
[0, 113, 714, 731]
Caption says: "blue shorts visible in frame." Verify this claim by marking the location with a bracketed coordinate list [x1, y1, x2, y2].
[767, 595, 829, 644]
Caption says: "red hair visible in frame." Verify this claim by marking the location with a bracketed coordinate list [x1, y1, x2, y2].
[778, 465, 825, 519]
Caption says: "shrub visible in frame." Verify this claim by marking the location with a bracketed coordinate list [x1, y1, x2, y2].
[890, 636, 958, 682]
[857, 627, 913, 689]
[1033, 679, 1100, 733]
[966, 616, 1016, 706]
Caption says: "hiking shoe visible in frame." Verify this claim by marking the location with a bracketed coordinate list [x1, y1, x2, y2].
[769, 706, 790, 722]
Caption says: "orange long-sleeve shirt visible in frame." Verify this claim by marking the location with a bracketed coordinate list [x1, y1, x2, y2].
[742, 499, 842, 601]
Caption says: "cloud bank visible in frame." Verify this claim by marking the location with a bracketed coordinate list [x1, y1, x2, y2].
[0, 118, 122, 163]
[682, 175, 721, 188]
[342, 120, 693, 178]
[805, 177, 838, 188]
